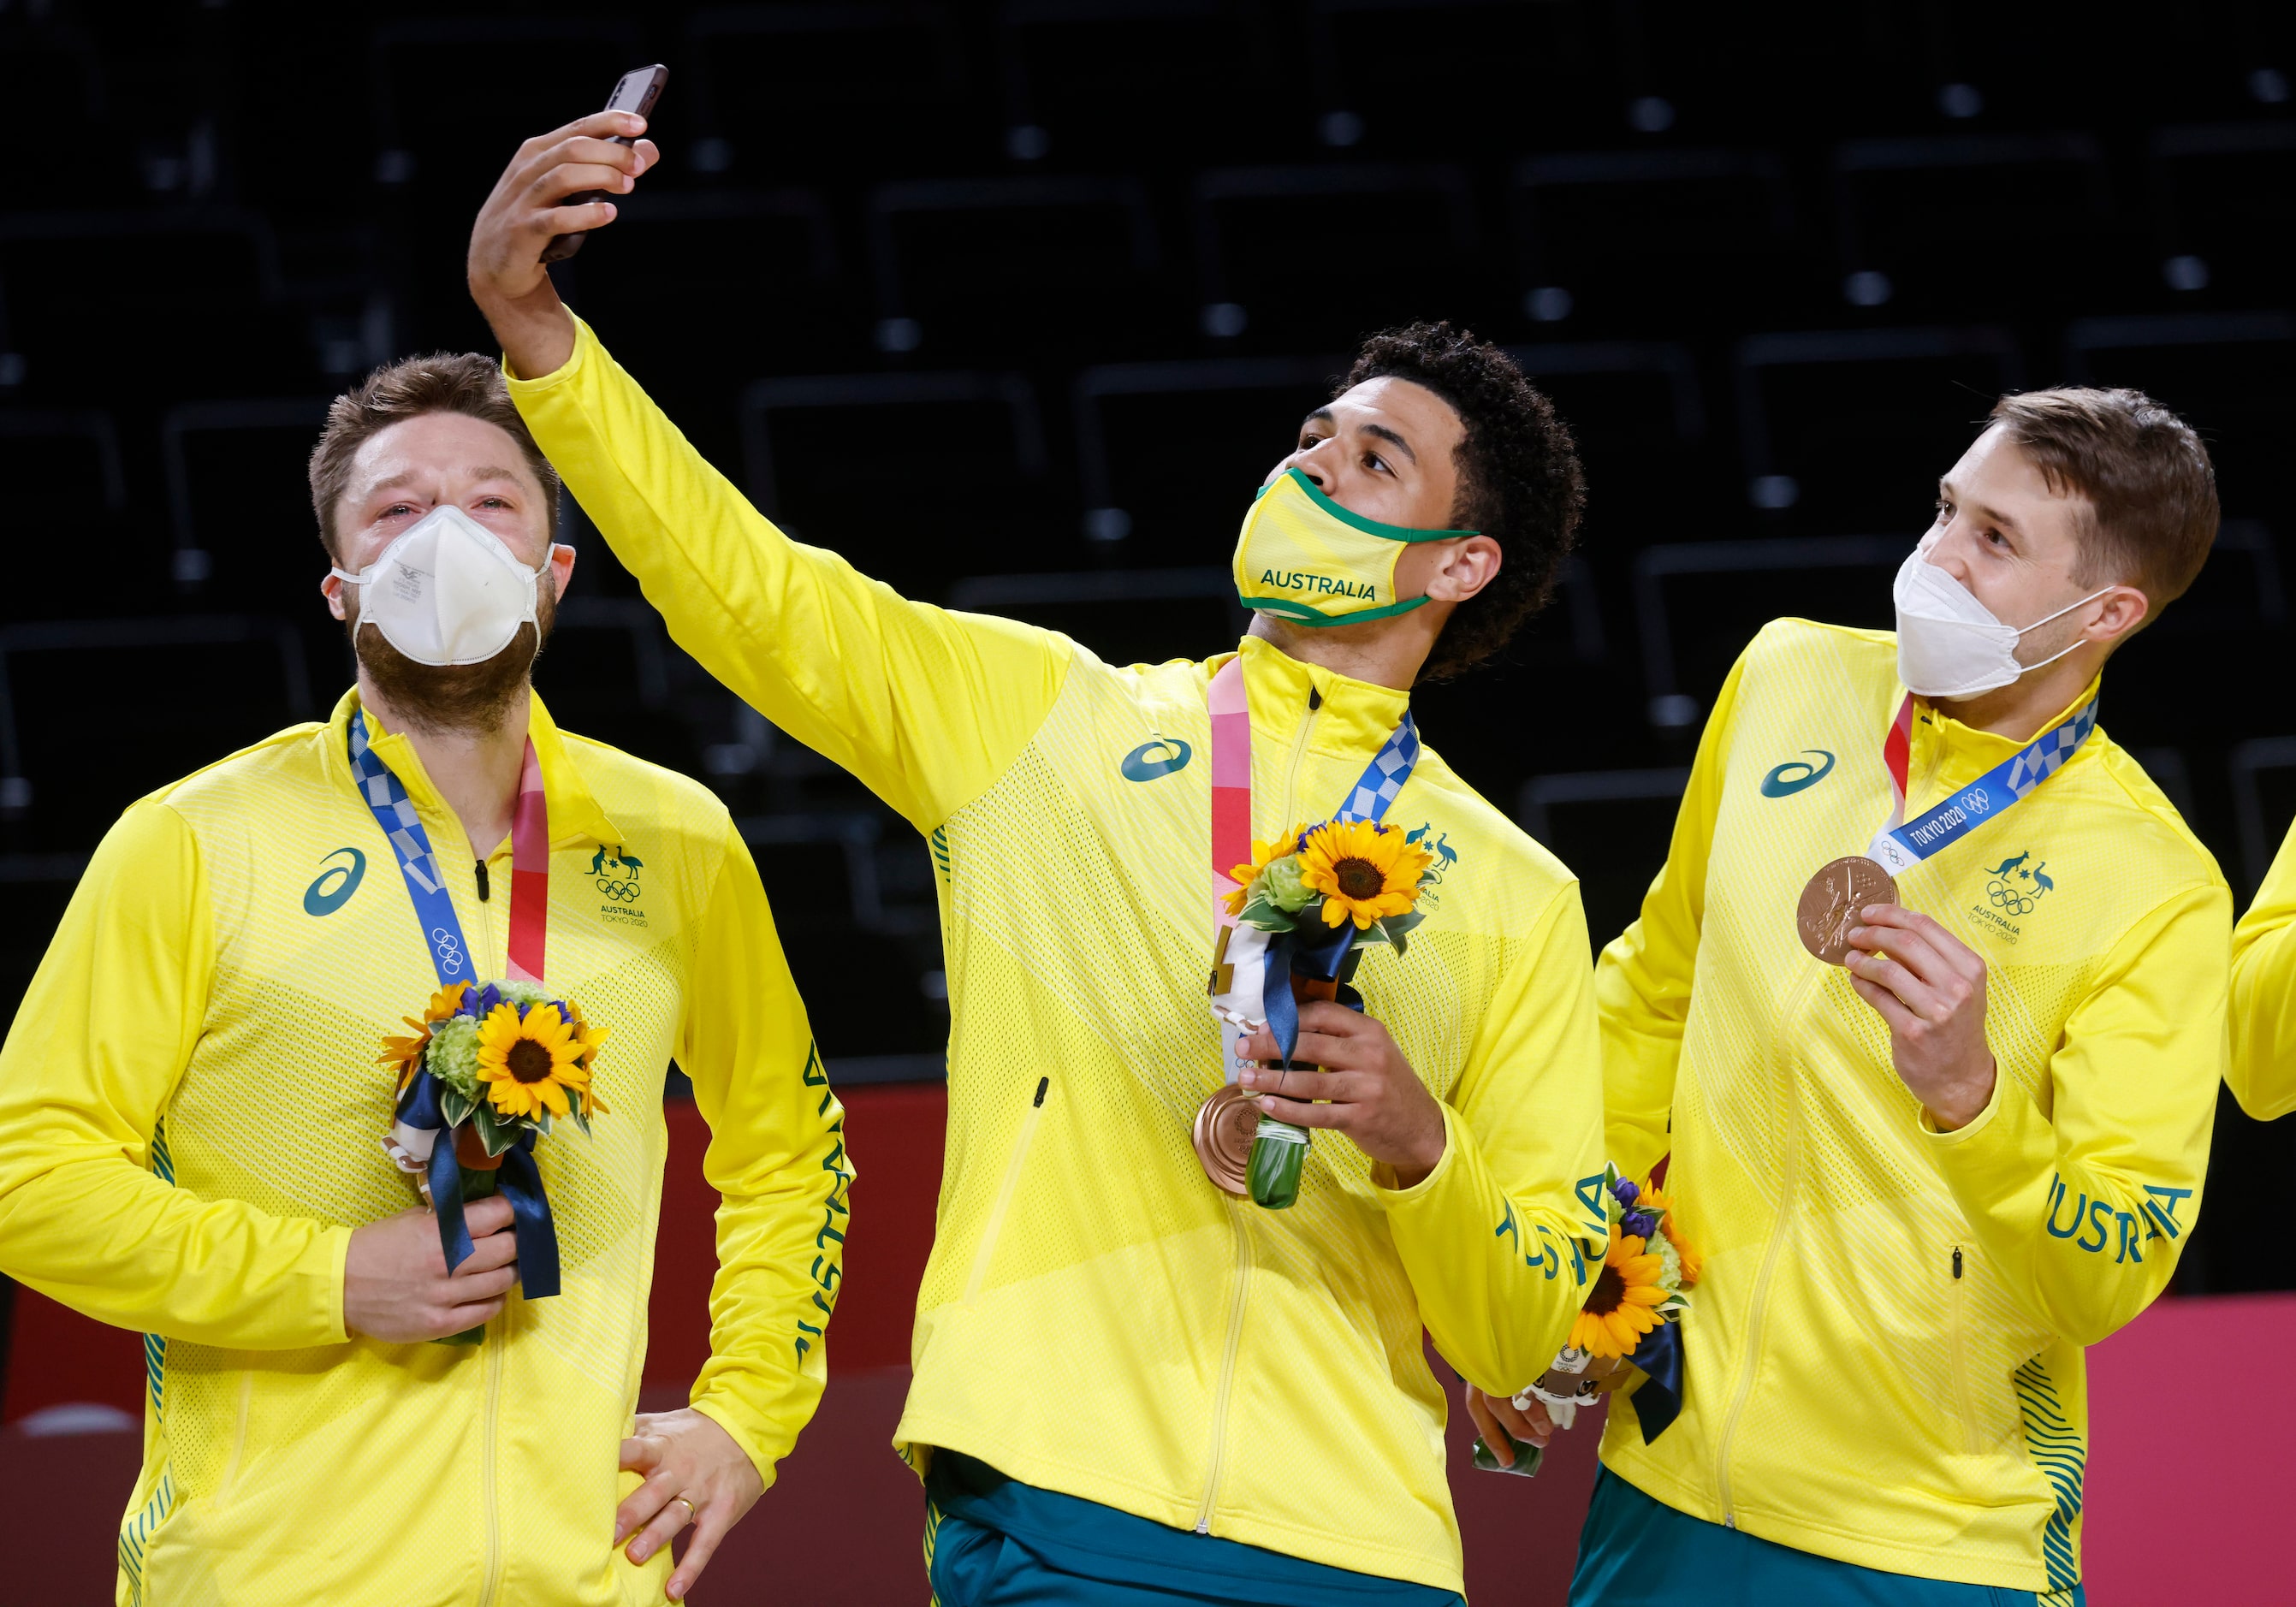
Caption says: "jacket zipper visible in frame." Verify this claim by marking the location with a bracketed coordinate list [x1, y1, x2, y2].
[1195, 681, 1314, 1535]
[1948, 1245, 1979, 1453]
[1195, 1201, 1255, 1533]
[963, 1077, 1050, 1306]
[478, 1323, 505, 1607]
[1712, 965, 1817, 1528]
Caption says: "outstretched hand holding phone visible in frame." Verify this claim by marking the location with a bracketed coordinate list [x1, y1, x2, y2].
[467, 110, 660, 379]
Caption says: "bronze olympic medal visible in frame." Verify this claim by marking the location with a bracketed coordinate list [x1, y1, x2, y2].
[1795, 855, 1898, 966]
[1192, 1082, 1261, 1196]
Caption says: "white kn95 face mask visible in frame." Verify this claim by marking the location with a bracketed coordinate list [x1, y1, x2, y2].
[332, 505, 561, 667]
[1891, 537, 2111, 700]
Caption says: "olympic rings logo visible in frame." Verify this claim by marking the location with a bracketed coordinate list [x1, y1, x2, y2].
[430, 926, 467, 974]
[596, 878, 641, 903]
[1987, 881, 2037, 916]
[1961, 786, 1993, 815]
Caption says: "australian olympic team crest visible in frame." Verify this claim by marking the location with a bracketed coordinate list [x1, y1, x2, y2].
[592, 844, 647, 924]
[1973, 848, 2055, 940]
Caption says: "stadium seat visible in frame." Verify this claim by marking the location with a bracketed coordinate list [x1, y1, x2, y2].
[0, 617, 317, 852]
[994, 0, 1292, 165]
[1504, 341, 1720, 543]
[735, 809, 949, 1053]
[739, 371, 1063, 589]
[1305, 0, 1611, 154]
[1510, 150, 1807, 329]
[569, 188, 851, 376]
[1830, 133, 2139, 315]
[157, 398, 334, 608]
[1632, 534, 1905, 731]
[0, 211, 307, 399]
[2064, 311, 2296, 525]
[946, 566, 1244, 670]
[2109, 518, 2290, 754]
[677, 3, 975, 180]
[2145, 122, 2296, 305]
[865, 175, 1169, 357]
[1732, 325, 2025, 531]
[366, 17, 644, 199]
[2229, 736, 2296, 898]
[0, 409, 143, 619]
[1071, 354, 1344, 557]
[1516, 767, 1691, 945]
[1190, 163, 1495, 348]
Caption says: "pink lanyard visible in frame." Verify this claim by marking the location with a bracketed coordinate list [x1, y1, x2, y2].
[505, 741, 549, 982]
[1209, 655, 1253, 928]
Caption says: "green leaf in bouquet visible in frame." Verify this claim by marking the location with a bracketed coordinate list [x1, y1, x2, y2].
[471, 1100, 520, 1159]
[1237, 893, 1297, 933]
[568, 1107, 593, 1139]
[439, 1088, 475, 1130]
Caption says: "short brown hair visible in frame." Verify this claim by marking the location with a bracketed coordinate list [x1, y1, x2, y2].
[1986, 387, 2217, 613]
[308, 352, 561, 560]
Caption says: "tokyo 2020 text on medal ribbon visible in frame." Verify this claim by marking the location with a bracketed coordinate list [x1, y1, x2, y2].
[349, 709, 562, 1296]
[1194, 655, 1420, 1193]
[1795, 692, 2098, 964]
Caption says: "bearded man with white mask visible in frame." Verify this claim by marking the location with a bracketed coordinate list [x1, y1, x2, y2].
[0, 353, 849, 1606]
[1468, 388, 2228, 1607]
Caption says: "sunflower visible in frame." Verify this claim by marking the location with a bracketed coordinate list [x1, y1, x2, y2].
[380, 982, 472, 1093]
[474, 1002, 596, 1121]
[1224, 833, 1303, 916]
[561, 1002, 612, 1118]
[1296, 820, 1433, 930]
[1639, 1181, 1700, 1287]
[1569, 1232, 1669, 1361]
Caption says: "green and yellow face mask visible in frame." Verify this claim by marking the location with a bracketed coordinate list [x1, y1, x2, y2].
[1231, 467, 1479, 627]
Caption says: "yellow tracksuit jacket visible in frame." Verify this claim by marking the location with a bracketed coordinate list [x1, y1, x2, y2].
[0, 690, 851, 1606]
[1595, 618, 2227, 1595]
[507, 317, 1608, 1594]
[2228, 823, 2296, 1118]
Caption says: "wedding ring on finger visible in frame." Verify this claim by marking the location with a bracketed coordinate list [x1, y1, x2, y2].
[672, 1495, 695, 1527]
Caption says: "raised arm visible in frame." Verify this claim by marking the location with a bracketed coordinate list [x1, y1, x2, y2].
[469, 121, 1068, 831]
[2229, 821, 2296, 1119]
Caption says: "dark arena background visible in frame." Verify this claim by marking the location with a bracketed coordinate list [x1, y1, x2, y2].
[3, 2, 2292, 1601]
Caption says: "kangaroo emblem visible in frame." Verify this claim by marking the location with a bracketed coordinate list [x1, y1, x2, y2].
[1989, 851, 2031, 877]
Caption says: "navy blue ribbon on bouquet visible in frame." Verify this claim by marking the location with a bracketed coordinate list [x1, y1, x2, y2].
[352, 710, 561, 1300]
[1627, 1321, 1683, 1443]
[1259, 714, 1422, 1068]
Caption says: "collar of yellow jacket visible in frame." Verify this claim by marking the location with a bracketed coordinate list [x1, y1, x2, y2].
[1905, 670, 2105, 806]
[1226, 632, 1413, 760]
[322, 685, 622, 853]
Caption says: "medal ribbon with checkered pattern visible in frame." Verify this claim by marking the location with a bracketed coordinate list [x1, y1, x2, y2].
[1864, 692, 2097, 876]
[348, 707, 550, 987]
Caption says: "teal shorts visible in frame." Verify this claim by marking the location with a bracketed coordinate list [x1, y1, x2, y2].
[923, 1450, 1462, 1607]
[1569, 1467, 2087, 1607]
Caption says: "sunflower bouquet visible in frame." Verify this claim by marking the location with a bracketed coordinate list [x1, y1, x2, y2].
[379, 980, 608, 1340]
[1473, 1165, 1701, 1478]
[1218, 819, 1439, 1208]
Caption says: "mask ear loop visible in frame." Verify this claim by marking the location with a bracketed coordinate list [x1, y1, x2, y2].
[2010, 585, 2117, 674]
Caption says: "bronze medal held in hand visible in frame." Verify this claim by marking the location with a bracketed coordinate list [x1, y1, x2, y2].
[1192, 1082, 1261, 1196]
[1796, 855, 1898, 965]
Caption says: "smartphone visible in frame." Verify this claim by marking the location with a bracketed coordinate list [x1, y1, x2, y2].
[539, 64, 668, 264]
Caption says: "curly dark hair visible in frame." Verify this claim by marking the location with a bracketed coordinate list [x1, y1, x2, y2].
[1340, 322, 1585, 681]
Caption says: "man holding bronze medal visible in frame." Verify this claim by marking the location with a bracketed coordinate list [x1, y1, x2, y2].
[1473, 390, 2228, 1605]
[470, 110, 1609, 1605]
[0, 354, 849, 1604]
